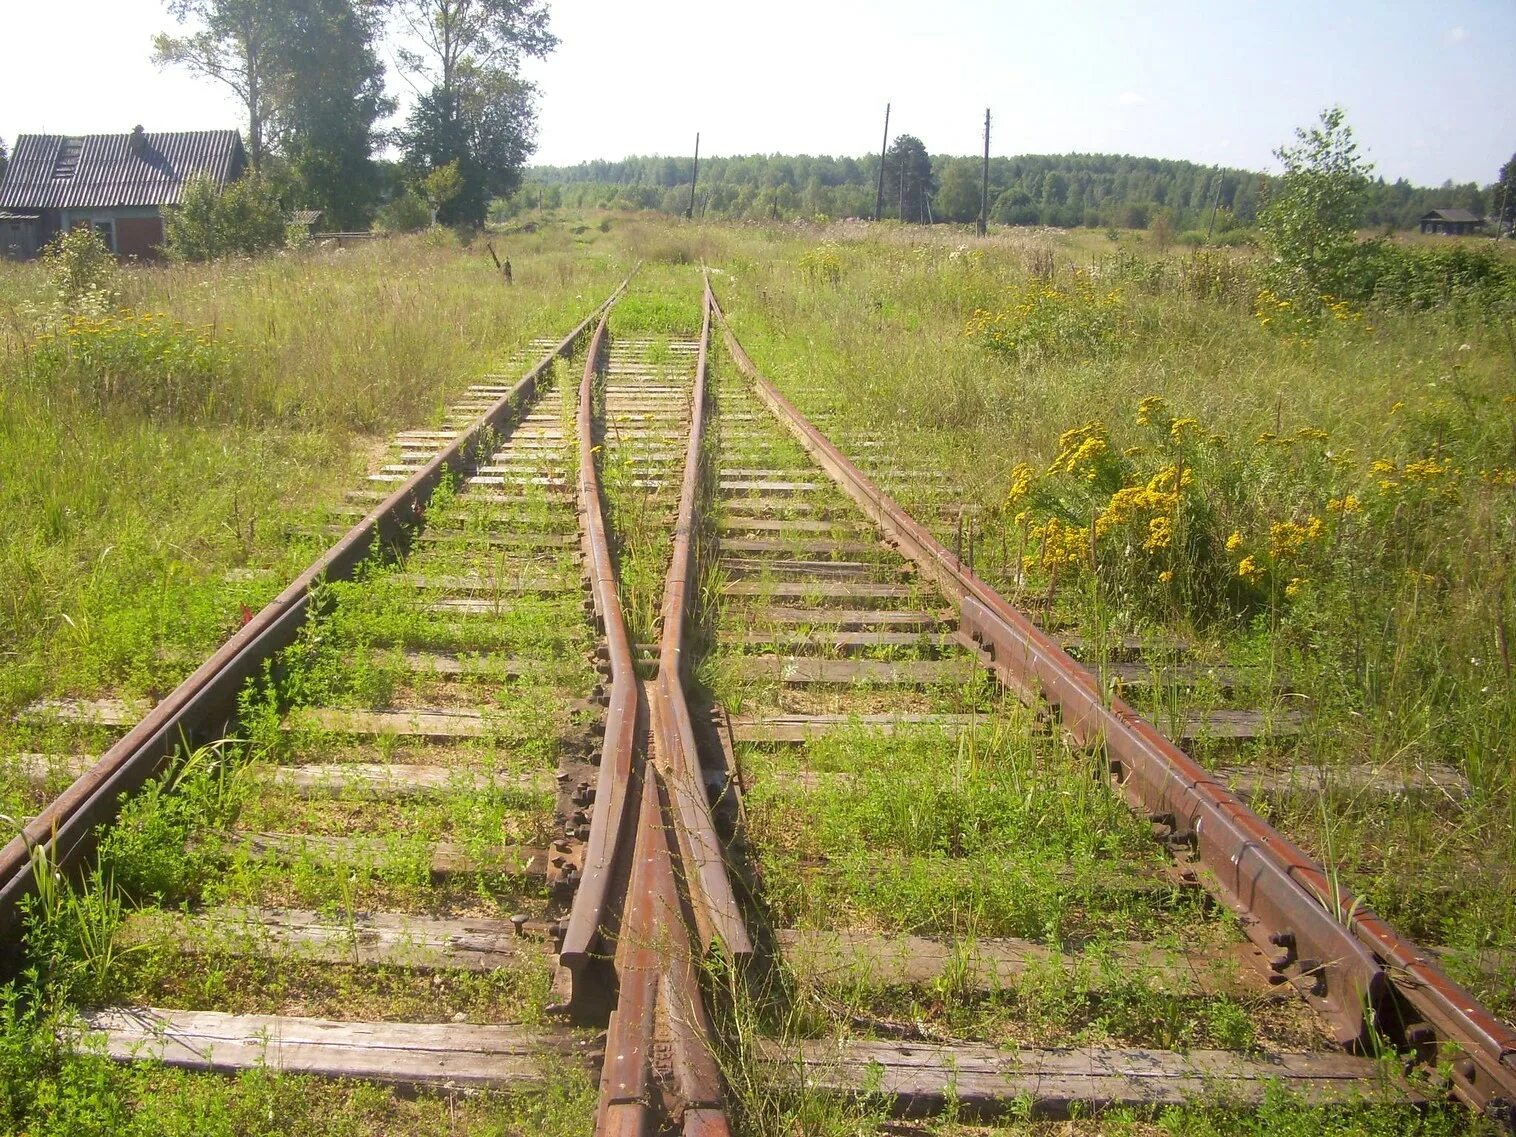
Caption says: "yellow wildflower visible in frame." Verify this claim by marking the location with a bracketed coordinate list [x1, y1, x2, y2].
[1237, 556, 1265, 584]
[1144, 515, 1173, 552]
[1267, 518, 1323, 560]
[1284, 577, 1307, 599]
[1005, 463, 1036, 508]
[1169, 417, 1203, 444]
[1136, 395, 1170, 428]
[1158, 570, 1174, 584]
[1225, 530, 1244, 551]
[1402, 457, 1450, 481]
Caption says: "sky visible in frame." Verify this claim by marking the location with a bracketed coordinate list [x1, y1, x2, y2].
[1, 0, 1513, 186]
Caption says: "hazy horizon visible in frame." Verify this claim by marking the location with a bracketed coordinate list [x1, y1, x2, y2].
[2, 0, 1512, 187]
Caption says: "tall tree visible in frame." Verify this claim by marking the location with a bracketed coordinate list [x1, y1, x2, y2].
[393, 0, 557, 225]
[269, 0, 393, 229]
[402, 63, 536, 225]
[935, 158, 980, 223]
[155, 0, 390, 225]
[391, 0, 556, 97]
[153, 0, 283, 171]
[1495, 152, 1516, 235]
[1258, 107, 1373, 304]
[883, 135, 934, 223]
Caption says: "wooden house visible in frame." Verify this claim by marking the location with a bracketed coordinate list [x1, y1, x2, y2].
[1418, 208, 1486, 236]
[0, 126, 245, 259]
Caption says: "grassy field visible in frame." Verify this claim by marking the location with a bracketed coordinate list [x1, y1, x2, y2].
[1, 214, 1513, 1133]
[0, 226, 625, 716]
[701, 219, 1516, 1021]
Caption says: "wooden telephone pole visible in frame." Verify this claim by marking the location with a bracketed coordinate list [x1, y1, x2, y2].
[873, 103, 891, 222]
[686, 132, 700, 219]
[977, 108, 991, 237]
[1205, 165, 1224, 240]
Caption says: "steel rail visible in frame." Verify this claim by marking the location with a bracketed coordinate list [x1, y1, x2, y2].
[0, 281, 628, 951]
[653, 282, 752, 958]
[708, 286, 1516, 1121]
[561, 306, 641, 1005]
[598, 739, 731, 1136]
[571, 290, 735, 1131]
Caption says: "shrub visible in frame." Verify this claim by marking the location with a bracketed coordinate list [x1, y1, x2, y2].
[1257, 107, 1372, 317]
[27, 310, 232, 417]
[966, 270, 1131, 364]
[374, 190, 432, 233]
[1357, 242, 1516, 311]
[39, 227, 120, 314]
[163, 173, 286, 261]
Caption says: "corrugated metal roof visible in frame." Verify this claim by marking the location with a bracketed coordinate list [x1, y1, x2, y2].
[1421, 208, 1484, 223]
[0, 130, 245, 210]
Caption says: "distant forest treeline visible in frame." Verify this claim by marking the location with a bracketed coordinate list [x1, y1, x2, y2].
[519, 152, 1496, 232]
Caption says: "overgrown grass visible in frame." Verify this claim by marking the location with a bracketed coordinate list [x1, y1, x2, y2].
[705, 220, 1516, 1009]
[0, 224, 625, 716]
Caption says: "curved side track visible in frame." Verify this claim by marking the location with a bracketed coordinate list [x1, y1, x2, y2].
[709, 283, 1516, 1124]
[0, 282, 626, 950]
[654, 284, 752, 959]
[561, 306, 641, 1004]
[568, 288, 739, 1133]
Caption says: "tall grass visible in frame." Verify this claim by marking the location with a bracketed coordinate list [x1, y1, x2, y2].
[703, 219, 1516, 1010]
[0, 225, 626, 712]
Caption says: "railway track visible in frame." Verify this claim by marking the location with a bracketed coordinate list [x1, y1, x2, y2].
[2, 269, 1513, 1132]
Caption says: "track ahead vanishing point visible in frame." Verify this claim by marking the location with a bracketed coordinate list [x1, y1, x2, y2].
[4, 269, 1514, 1134]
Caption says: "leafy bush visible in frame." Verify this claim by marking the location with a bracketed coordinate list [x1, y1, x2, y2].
[374, 190, 431, 233]
[1357, 241, 1516, 311]
[28, 310, 232, 417]
[39, 227, 120, 315]
[163, 173, 286, 261]
[1257, 107, 1372, 317]
[966, 269, 1131, 363]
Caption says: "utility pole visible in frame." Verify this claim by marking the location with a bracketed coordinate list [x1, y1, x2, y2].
[1205, 165, 1224, 241]
[686, 132, 700, 220]
[873, 103, 891, 222]
[978, 107, 991, 237]
[1496, 168, 1511, 239]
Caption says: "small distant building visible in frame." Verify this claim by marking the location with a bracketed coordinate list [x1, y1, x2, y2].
[0, 126, 246, 260]
[1418, 208, 1486, 236]
[290, 209, 323, 237]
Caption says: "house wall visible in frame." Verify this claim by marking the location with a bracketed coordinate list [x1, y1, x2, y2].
[116, 216, 166, 258]
[1, 218, 41, 260]
[58, 206, 165, 259]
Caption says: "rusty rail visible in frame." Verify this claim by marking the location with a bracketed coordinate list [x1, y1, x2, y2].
[653, 282, 752, 958]
[709, 285, 1516, 1121]
[561, 307, 642, 1005]
[570, 289, 736, 1131]
[0, 282, 628, 950]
